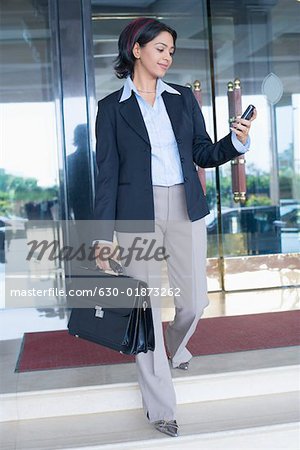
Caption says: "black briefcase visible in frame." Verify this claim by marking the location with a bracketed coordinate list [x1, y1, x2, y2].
[67, 261, 155, 355]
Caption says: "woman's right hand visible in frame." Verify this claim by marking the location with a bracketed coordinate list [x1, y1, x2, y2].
[94, 243, 115, 271]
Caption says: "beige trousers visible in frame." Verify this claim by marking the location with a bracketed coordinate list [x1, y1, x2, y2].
[116, 184, 209, 422]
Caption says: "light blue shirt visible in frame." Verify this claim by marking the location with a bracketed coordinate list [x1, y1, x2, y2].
[120, 76, 250, 186]
[120, 76, 184, 186]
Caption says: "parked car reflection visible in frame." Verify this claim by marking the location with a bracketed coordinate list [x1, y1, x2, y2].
[206, 203, 300, 256]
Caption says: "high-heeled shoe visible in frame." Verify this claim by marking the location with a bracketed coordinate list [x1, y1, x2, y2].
[147, 412, 179, 437]
[153, 419, 179, 437]
[168, 355, 189, 370]
[174, 361, 189, 370]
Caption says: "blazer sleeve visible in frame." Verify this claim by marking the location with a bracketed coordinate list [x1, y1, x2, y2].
[189, 88, 241, 168]
[93, 100, 119, 242]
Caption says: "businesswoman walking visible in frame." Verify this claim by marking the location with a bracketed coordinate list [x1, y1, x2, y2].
[94, 17, 256, 437]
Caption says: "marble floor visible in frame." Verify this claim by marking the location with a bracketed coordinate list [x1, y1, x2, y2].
[0, 286, 299, 341]
[0, 285, 299, 395]
[1, 393, 299, 449]
[0, 257, 299, 396]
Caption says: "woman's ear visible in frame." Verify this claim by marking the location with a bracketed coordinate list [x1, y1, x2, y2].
[132, 42, 140, 59]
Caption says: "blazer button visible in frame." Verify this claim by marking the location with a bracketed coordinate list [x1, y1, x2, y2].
[184, 176, 188, 182]
[176, 138, 182, 144]
[180, 157, 185, 163]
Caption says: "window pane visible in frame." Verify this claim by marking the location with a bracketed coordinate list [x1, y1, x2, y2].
[210, 0, 300, 289]
[0, 0, 62, 305]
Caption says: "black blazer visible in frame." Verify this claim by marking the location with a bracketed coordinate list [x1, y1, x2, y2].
[93, 82, 241, 241]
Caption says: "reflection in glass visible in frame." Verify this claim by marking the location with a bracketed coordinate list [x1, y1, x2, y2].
[67, 124, 96, 221]
[0, 2, 59, 221]
[210, 0, 300, 270]
[0, 0, 62, 308]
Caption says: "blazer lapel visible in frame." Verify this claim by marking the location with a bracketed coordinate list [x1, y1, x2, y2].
[161, 90, 184, 140]
[119, 93, 150, 146]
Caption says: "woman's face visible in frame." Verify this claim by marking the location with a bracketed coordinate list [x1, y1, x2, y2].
[133, 31, 175, 78]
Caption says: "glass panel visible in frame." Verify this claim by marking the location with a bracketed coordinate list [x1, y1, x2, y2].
[91, 0, 221, 290]
[0, 0, 63, 310]
[210, 0, 300, 289]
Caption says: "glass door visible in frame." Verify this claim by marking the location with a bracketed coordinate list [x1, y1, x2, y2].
[0, 0, 96, 337]
[209, 0, 300, 291]
[89, 0, 300, 293]
[90, 0, 222, 291]
[0, 0, 64, 311]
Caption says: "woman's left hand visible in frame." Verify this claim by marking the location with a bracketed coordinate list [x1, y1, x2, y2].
[230, 108, 257, 145]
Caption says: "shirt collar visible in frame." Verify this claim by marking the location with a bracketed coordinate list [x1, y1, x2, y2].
[119, 76, 181, 103]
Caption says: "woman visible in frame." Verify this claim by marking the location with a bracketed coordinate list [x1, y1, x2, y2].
[93, 17, 256, 437]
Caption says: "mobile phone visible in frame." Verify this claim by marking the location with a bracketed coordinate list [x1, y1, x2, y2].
[241, 104, 255, 120]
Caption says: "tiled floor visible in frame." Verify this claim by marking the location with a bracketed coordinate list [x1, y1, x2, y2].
[0, 286, 299, 341]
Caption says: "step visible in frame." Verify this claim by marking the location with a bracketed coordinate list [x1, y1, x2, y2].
[1, 392, 299, 450]
[1, 364, 299, 422]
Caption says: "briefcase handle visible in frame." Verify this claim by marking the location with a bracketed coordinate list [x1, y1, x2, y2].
[79, 258, 124, 275]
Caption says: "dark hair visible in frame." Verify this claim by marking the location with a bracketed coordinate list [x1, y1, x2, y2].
[113, 17, 177, 79]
